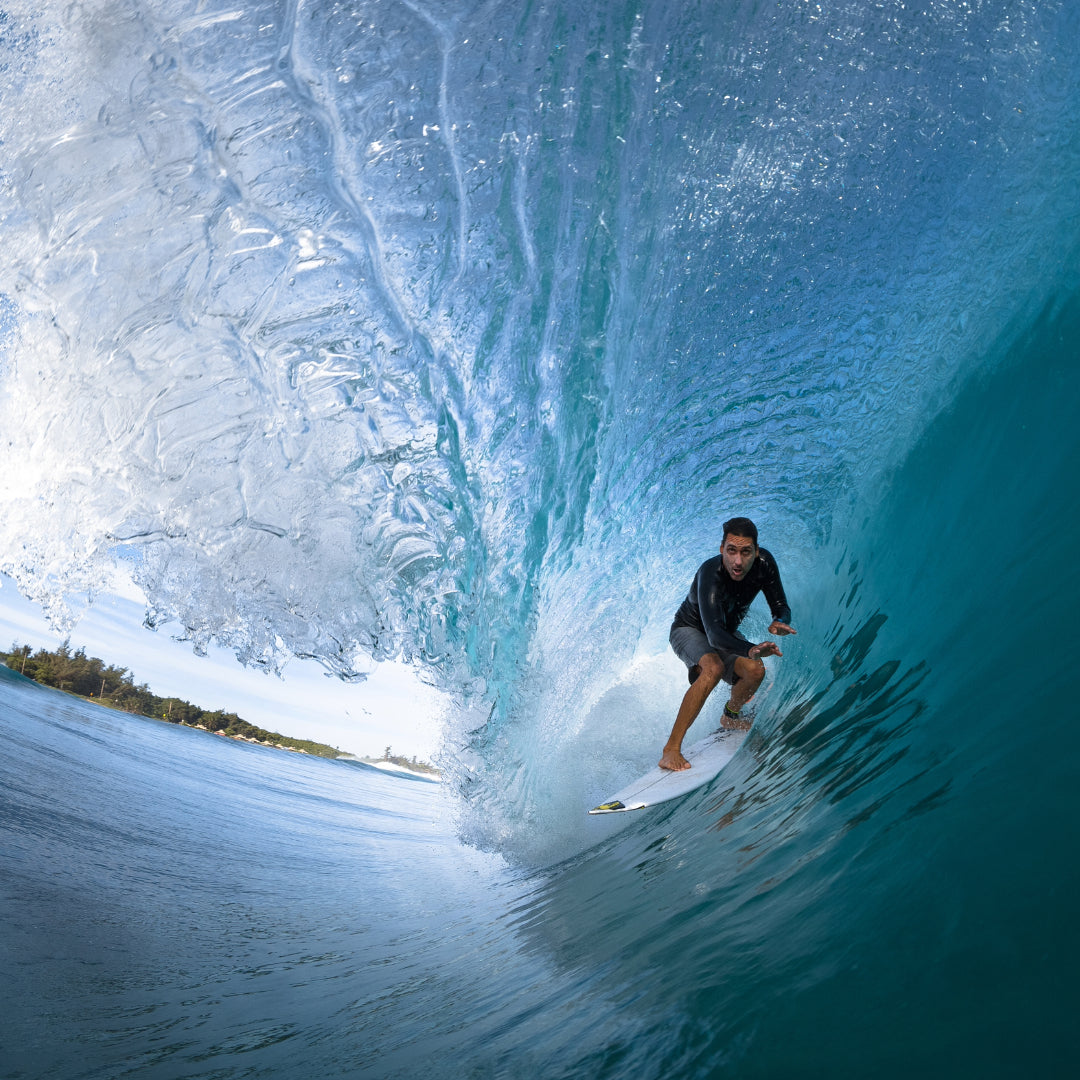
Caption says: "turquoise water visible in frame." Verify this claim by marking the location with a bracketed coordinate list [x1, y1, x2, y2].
[2, 0, 1080, 1074]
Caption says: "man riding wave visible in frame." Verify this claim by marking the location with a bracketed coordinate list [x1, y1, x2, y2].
[660, 517, 796, 771]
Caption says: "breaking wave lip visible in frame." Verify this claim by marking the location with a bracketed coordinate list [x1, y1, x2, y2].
[0, 0, 1078, 859]
[337, 756, 442, 784]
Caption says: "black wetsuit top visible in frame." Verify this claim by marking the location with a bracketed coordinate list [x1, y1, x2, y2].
[671, 548, 792, 658]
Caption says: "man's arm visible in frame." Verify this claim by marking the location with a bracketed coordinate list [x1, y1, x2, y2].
[699, 595, 756, 657]
[760, 550, 796, 635]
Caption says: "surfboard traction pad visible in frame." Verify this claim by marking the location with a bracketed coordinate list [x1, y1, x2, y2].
[589, 797, 648, 815]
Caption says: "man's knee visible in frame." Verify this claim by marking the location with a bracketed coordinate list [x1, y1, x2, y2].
[696, 652, 725, 688]
[734, 656, 765, 687]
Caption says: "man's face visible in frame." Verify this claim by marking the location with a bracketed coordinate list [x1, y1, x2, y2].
[721, 534, 757, 582]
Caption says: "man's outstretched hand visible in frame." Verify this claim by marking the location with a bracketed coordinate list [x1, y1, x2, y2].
[749, 640, 783, 659]
[768, 620, 797, 636]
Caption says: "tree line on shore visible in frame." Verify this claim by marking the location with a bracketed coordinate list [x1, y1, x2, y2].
[1, 640, 341, 758]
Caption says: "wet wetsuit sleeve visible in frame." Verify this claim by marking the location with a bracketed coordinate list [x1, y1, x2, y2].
[673, 573, 704, 631]
[761, 553, 792, 625]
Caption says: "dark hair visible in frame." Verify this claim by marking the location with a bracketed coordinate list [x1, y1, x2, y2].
[722, 516, 758, 546]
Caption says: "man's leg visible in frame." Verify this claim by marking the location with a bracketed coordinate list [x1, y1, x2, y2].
[660, 652, 725, 771]
[722, 656, 766, 730]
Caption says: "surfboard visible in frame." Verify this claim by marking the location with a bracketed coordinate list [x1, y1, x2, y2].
[588, 728, 747, 814]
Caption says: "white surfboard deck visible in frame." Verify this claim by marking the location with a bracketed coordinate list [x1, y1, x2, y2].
[588, 728, 747, 814]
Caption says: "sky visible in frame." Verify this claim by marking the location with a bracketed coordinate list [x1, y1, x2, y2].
[0, 573, 446, 760]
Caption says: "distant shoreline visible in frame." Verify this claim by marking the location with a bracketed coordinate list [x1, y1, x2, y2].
[1, 644, 439, 773]
[1, 654, 341, 757]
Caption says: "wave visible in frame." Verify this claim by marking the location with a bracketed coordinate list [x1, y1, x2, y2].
[337, 756, 441, 783]
[1, 0, 1078, 864]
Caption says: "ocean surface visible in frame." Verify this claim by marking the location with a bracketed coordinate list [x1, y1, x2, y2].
[2, 0, 1080, 1075]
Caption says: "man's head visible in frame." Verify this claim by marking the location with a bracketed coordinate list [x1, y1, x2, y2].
[721, 516, 758, 581]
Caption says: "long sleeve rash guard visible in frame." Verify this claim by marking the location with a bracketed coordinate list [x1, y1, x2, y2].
[671, 548, 792, 657]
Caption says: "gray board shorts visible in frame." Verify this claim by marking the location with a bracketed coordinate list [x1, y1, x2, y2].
[669, 624, 743, 686]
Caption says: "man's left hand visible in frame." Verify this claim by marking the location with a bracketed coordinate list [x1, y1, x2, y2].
[768, 620, 797, 636]
[749, 641, 782, 659]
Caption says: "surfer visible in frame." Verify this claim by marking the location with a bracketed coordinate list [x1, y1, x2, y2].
[660, 517, 796, 771]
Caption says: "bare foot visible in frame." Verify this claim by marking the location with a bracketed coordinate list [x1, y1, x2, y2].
[659, 747, 691, 771]
[724, 716, 752, 731]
